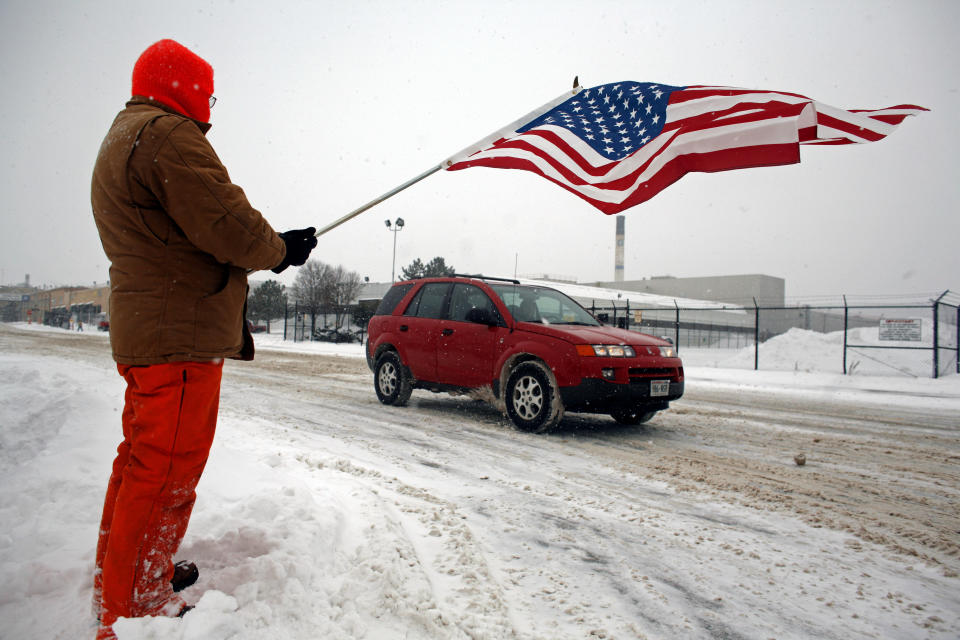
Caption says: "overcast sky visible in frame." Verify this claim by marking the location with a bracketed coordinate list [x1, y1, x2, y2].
[1, 0, 957, 301]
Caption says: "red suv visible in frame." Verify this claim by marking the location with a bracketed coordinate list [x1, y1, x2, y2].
[366, 276, 684, 432]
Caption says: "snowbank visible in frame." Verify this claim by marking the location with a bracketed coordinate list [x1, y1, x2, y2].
[0, 347, 464, 639]
[681, 323, 956, 379]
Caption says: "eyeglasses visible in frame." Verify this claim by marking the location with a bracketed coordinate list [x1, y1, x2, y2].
[208, 95, 217, 109]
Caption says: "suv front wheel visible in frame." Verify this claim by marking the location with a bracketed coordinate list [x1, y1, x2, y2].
[504, 361, 563, 433]
[374, 351, 413, 406]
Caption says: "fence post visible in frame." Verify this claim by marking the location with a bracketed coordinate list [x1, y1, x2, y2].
[283, 299, 288, 341]
[626, 300, 631, 331]
[935, 290, 950, 378]
[932, 296, 939, 379]
[932, 290, 948, 379]
[842, 295, 848, 375]
[753, 297, 759, 371]
[673, 300, 680, 351]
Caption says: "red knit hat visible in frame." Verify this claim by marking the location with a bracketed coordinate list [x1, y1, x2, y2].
[132, 39, 214, 123]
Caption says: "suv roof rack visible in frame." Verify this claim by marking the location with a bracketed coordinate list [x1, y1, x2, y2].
[452, 273, 521, 285]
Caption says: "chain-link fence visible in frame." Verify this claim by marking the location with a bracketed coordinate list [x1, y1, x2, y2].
[274, 300, 372, 345]
[588, 291, 959, 378]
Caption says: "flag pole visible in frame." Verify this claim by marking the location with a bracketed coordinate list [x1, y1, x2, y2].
[314, 164, 442, 237]
[314, 77, 582, 238]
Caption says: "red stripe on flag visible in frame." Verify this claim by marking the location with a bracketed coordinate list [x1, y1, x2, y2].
[667, 86, 810, 105]
[816, 112, 886, 142]
[849, 104, 929, 113]
[868, 114, 910, 125]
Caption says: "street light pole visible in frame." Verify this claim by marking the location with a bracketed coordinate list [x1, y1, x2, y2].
[385, 217, 405, 281]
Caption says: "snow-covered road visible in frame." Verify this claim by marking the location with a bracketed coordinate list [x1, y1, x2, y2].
[1, 323, 957, 639]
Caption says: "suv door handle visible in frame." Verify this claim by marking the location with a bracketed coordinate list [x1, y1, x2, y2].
[441, 328, 454, 336]
[399, 325, 408, 332]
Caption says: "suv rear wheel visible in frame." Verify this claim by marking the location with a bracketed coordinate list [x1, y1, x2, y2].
[504, 361, 563, 433]
[375, 351, 413, 406]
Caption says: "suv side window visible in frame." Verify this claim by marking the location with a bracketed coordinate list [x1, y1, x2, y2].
[448, 284, 500, 323]
[403, 283, 450, 318]
[374, 283, 414, 316]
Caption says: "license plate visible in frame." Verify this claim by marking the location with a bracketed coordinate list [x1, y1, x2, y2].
[650, 380, 670, 397]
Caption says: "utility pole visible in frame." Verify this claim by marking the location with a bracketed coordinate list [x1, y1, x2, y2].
[385, 217, 405, 282]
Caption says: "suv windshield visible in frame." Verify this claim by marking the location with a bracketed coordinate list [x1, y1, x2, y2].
[490, 284, 600, 326]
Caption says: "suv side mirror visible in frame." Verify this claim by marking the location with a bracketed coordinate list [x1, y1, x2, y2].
[465, 307, 498, 326]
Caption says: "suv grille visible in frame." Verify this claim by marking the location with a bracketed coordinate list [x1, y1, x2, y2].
[628, 367, 679, 382]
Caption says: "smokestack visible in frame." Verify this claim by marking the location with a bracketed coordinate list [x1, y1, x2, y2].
[25, 274, 30, 288]
[614, 216, 625, 282]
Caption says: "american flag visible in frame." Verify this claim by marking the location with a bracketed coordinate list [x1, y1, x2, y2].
[444, 81, 927, 214]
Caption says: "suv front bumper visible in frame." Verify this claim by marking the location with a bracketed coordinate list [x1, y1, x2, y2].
[559, 378, 684, 414]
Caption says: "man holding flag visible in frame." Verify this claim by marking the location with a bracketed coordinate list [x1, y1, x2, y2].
[90, 39, 317, 639]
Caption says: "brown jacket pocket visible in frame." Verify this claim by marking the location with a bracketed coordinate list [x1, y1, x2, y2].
[193, 267, 247, 354]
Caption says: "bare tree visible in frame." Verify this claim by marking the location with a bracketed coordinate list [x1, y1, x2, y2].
[327, 265, 363, 329]
[291, 260, 365, 336]
[291, 260, 330, 336]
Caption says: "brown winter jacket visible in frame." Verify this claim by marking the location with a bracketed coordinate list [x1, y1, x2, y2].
[91, 97, 286, 364]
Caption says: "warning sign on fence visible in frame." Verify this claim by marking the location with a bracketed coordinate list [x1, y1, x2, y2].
[878, 318, 922, 342]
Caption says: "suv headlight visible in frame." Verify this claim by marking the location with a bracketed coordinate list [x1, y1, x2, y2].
[576, 345, 636, 357]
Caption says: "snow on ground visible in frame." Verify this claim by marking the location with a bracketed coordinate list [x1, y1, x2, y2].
[0, 322, 957, 639]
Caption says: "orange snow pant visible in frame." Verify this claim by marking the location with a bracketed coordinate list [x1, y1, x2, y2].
[93, 360, 223, 637]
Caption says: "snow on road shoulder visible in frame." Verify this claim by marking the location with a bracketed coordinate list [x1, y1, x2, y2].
[253, 331, 366, 360]
[0, 351, 121, 639]
[0, 348, 513, 640]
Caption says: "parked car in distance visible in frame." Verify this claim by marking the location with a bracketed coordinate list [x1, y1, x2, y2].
[366, 275, 684, 432]
[313, 327, 361, 343]
[97, 320, 110, 332]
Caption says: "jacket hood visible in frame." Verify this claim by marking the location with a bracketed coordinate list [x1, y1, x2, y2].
[126, 97, 212, 134]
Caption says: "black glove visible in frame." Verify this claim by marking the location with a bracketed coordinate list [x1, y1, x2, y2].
[272, 227, 318, 273]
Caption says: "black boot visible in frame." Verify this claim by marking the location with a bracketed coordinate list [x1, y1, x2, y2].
[171, 561, 199, 593]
